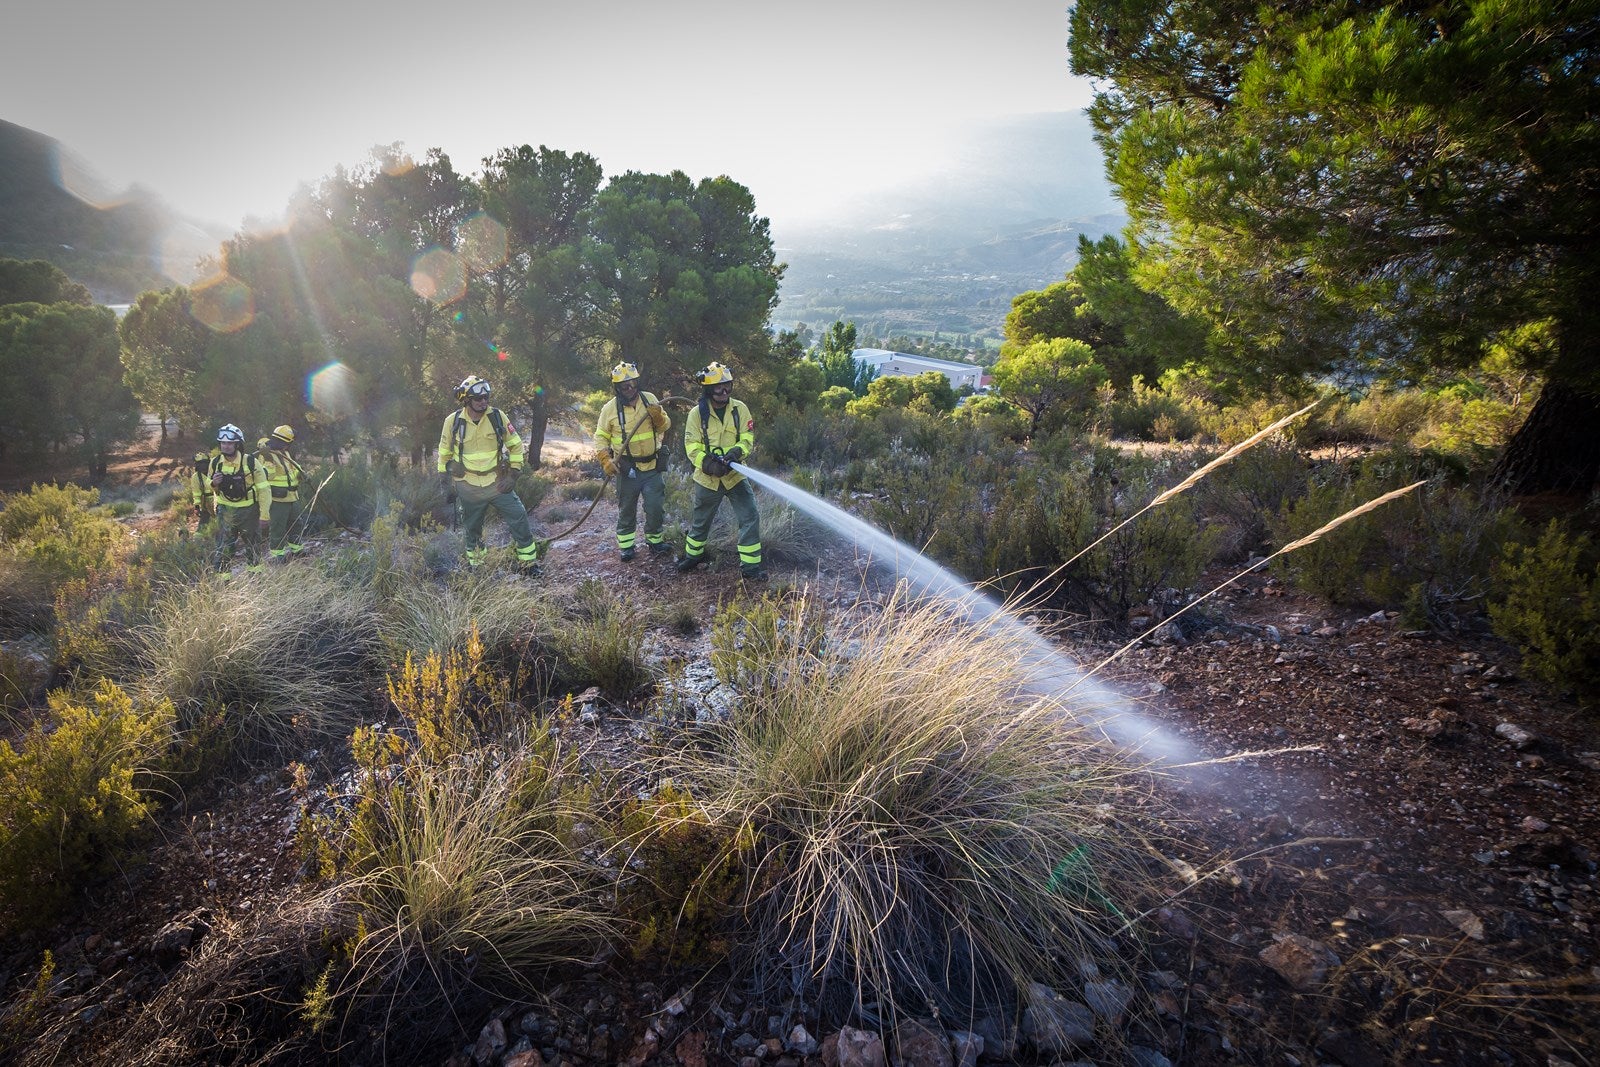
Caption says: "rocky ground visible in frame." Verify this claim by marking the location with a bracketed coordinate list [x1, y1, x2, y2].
[3, 431, 1596, 1067]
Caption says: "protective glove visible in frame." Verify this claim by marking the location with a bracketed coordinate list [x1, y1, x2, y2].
[258, 518, 271, 536]
[495, 471, 517, 495]
[701, 454, 729, 478]
[647, 402, 668, 432]
[723, 446, 744, 466]
[600, 453, 618, 478]
[439, 472, 456, 505]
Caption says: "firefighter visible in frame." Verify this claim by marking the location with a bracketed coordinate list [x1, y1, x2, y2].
[206, 423, 269, 571]
[188, 449, 215, 529]
[257, 425, 306, 559]
[593, 361, 672, 560]
[677, 362, 765, 580]
[437, 376, 541, 573]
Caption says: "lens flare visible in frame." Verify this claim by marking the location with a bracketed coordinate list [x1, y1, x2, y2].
[308, 362, 356, 416]
[457, 212, 508, 272]
[189, 274, 255, 333]
[411, 247, 466, 304]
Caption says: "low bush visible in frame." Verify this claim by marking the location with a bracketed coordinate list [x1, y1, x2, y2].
[1489, 523, 1600, 701]
[1271, 452, 1525, 625]
[666, 592, 1153, 1027]
[0, 484, 128, 633]
[0, 681, 174, 933]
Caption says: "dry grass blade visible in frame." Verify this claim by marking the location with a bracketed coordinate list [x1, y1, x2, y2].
[1075, 479, 1427, 684]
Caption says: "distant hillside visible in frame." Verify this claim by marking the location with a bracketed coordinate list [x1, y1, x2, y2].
[0, 119, 220, 302]
[773, 112, 1126, 345]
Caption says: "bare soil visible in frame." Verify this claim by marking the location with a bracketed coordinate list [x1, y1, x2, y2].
[3, 427, 1597, 1067]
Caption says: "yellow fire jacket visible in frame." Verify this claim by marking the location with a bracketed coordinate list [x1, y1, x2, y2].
[437, 406, 526, 489]
[207, 450, 270, 519]
[257, 448, 305, 503]
[684, 397, 755, 490]
[593, 392, 670, 472]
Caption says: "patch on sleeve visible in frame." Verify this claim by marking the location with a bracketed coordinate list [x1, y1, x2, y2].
[505, 421, 517, 434]
[746, 418, 755, 431]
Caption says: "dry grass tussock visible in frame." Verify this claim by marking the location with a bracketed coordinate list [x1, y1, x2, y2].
[134, 563, 382, 748]
[15, 894, 332, 1067]
[664, 588, 1161, 1028]
[378, 565, 552, 661]
[319, 736, 622, 1014]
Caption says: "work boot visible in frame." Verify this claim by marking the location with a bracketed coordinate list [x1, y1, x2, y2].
[740, 566, 768, 582]
[517, 561, 543, 577]
[620, 547, 635, 561]
[647, 541, 671, 555]
[676, 554, 703, 573]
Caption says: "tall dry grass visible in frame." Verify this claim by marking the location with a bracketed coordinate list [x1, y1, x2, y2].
[322, 737, 620, 1012]
[664, 589, 1155, 1027]
[135, 564, 382, 749]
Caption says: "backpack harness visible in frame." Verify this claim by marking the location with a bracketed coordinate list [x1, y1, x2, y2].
[448, 408, 509, 476]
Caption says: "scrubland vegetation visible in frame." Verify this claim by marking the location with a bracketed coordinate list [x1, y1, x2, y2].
[2, 361, 1595, 1062]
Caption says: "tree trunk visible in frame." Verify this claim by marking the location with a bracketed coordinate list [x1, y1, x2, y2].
[525, 391, 548, 471]
[1491, 379, 1600, 496]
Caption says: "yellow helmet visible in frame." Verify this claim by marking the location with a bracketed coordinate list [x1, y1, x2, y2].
[611, 361, 641, 384]
[698, 362, 734, 386]
[256, 437, 271, 451]
[455, 375, 491, 402]
[269, 424, 295, 447]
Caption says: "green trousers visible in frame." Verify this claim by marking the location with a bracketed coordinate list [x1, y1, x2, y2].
[682, 479, 762, 570]
[457, 482, 538, 567]
[215, 503, 261, 568]
[615, 467, 665, 550]
[268, 497, 303, 556]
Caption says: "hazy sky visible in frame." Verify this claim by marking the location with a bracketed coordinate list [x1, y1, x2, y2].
[4, 0, 1094, 234]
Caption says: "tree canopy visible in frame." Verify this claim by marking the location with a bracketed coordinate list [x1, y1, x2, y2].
[1070, 0, 1600, 492]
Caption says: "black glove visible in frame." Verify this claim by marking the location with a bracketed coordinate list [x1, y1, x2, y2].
[701, 454, 728, 477]
[439, 473, 456, 504]
[723, 446, 744, 466]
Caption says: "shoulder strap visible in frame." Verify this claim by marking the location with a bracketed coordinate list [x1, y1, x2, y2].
[452, 411, 467, 456]
[489, 408, 505, 447]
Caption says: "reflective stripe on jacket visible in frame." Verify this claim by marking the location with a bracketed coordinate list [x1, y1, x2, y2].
[593, 392, 669, 471]
[685, 398, 754, 490]
[437, 406, 525, 489]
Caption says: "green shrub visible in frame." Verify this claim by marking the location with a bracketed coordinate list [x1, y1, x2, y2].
[0, 681, 174, 932]
[1107, 377, 1203, 441]
[379, 566, 552, 663]
[1272, 453, 1523, 625]
[302, 456, 379, 532]
[615, 782, 752, 966]
[1192, 442, 1311, 561]
[667, 593, 1152, 1026]
[1489, 523, 1600, 700]
[559, 477, 606, 503]
[711, 590, 827, 696]
[514, 470, 553, 513]
[986, 461, 1218, 630]
[0, 485, 127, 632]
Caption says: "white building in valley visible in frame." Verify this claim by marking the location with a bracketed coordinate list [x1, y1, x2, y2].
[851, 348, 988, 392]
